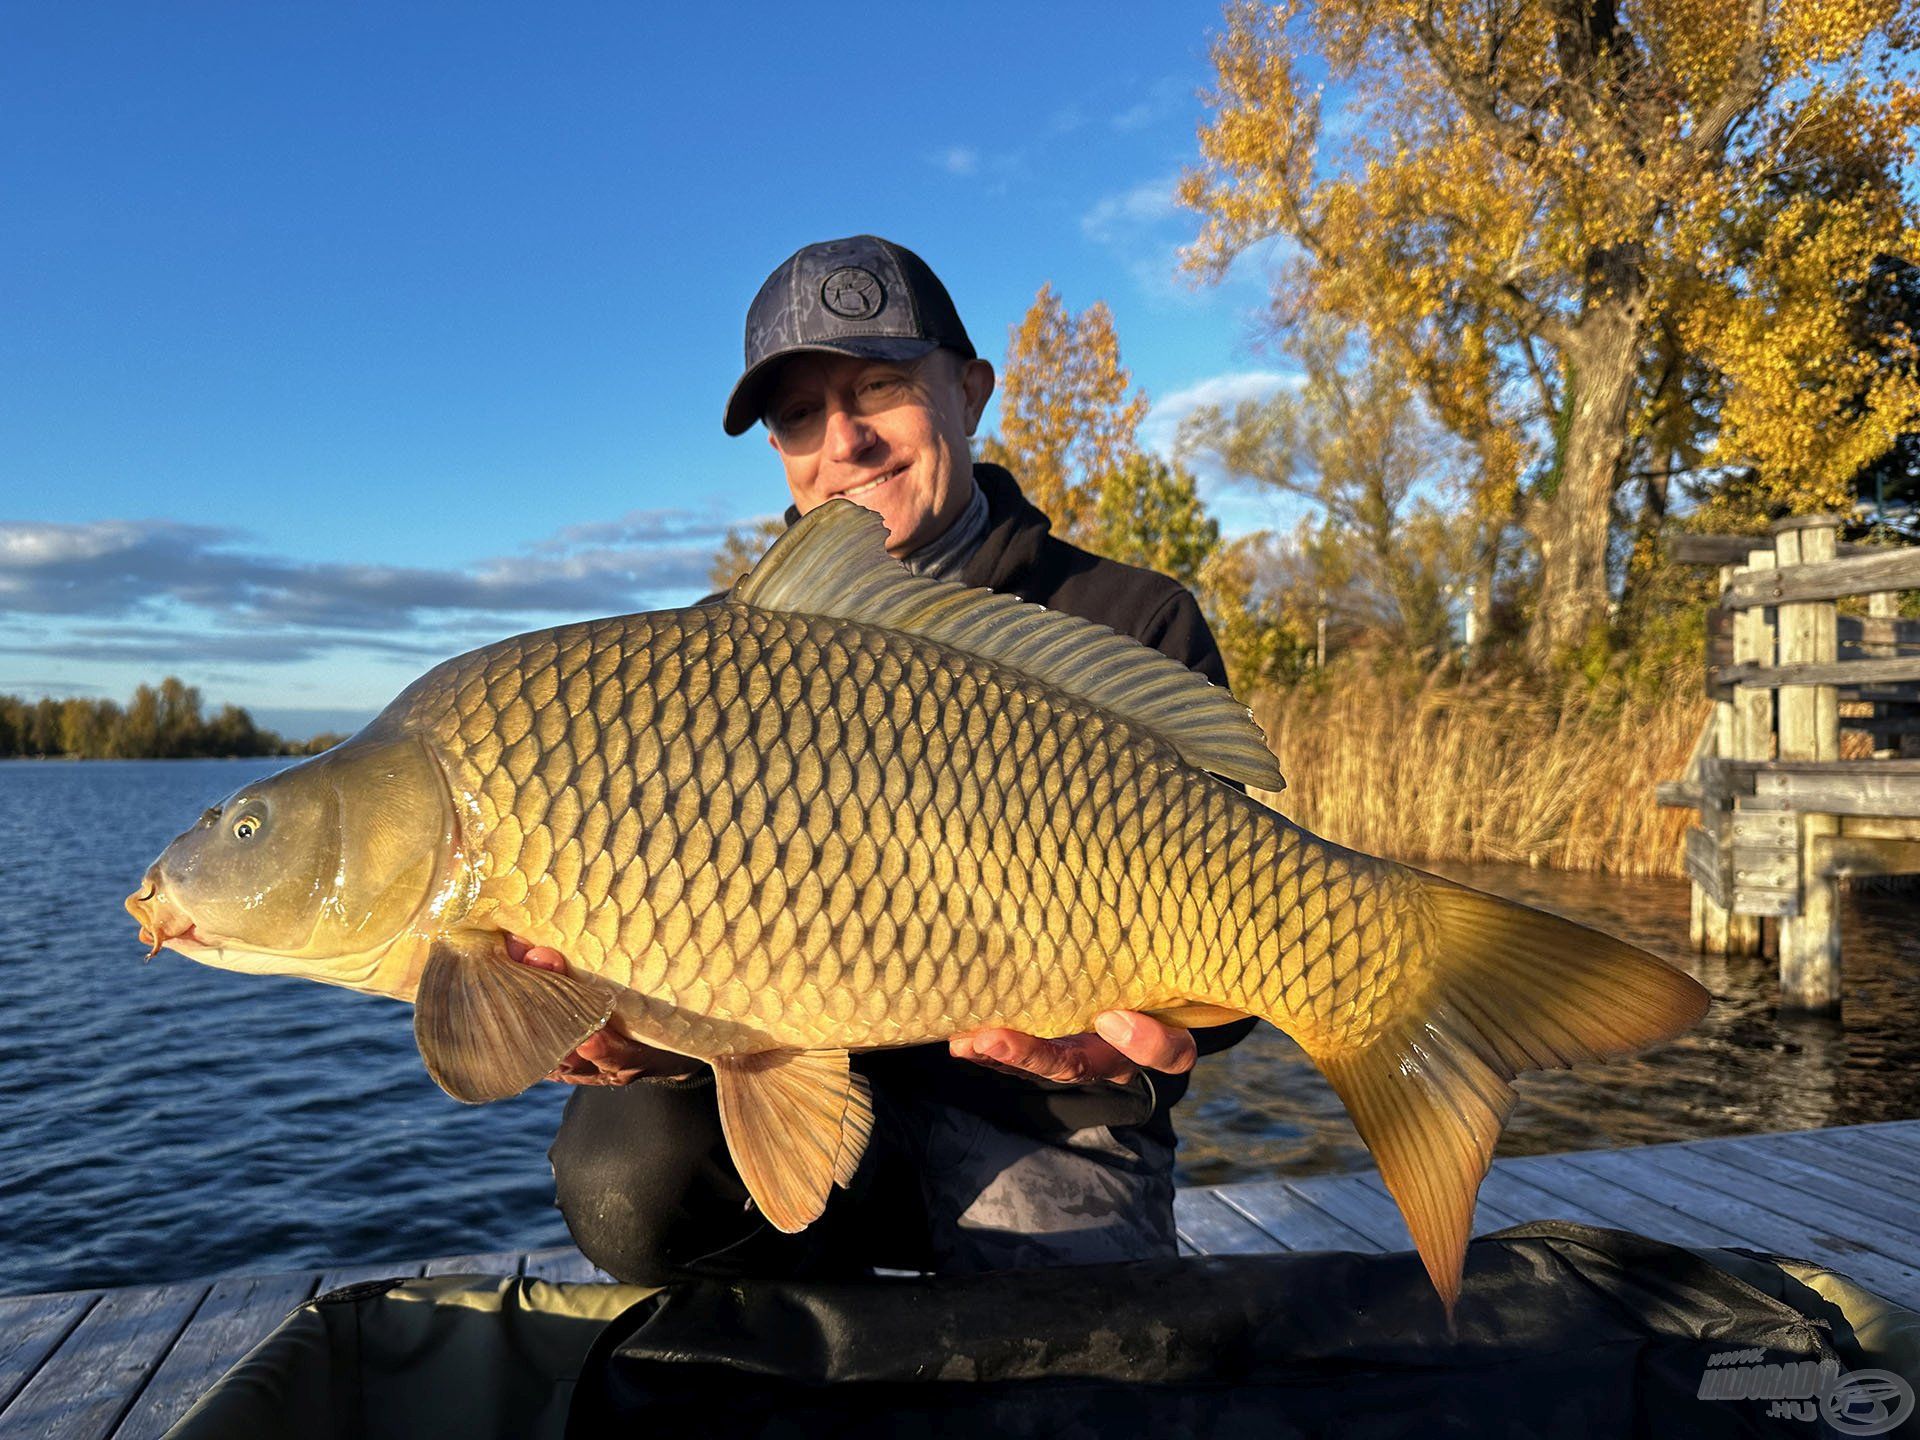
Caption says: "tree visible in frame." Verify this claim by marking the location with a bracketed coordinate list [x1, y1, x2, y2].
[1195, 531, 1315, 692]
[1181, 1, 1920, 667]
[1086, 454, 1220, 589]
[1179, 324, 1472, 656]
[707, 516, 786, 594]
[978, 284, 1149, 539]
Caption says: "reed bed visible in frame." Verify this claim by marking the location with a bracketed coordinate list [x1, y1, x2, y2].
[1249, 660, 1709, 877]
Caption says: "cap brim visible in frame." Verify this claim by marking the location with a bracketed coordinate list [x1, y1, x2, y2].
[723, 338, 942, 436]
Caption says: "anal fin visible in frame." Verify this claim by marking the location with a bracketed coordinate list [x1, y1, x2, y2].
[711, 1049, 875, 1233]
[414, 931, 618, 1103]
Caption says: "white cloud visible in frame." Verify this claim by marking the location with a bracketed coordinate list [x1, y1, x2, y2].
[938, 145, 980, 177]
[1110, 76, 1189, 134]
[1139, 369, 1315, 539]
[1140, 369, 1300, 460]
[1080, 173, 1300, 310]
[0, 507, 751, 669]
[1080, 176, 1180, 246]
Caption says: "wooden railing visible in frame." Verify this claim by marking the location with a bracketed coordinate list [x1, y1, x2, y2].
[1659, 514, 1920, 1012]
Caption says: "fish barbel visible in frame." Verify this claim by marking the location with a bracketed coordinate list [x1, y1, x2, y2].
[127, 501, 1708, 1311]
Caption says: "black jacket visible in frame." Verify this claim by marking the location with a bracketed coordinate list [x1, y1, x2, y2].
[773, 463, 1258, 1147]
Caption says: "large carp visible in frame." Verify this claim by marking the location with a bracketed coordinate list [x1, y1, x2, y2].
[128, 500, 1708, 1310]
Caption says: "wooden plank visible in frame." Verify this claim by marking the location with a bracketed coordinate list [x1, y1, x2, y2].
[1671, 533, 1884, 566]
[1645, 1148, 1920, 1267]
[1733, 759, 1920, 776]
[1286, 1175, 1421, 1250]
[1283, 1173, 1519, 1253]
[420, 1251, 525, 1279]
[1558, 1149, 1920, 1305]
[1210, 1180, 1381, 1253]
[1719, 656, 1920, 688]
[1685, 824, 1733, 909]
[1714, 1135, 1920, 1235]
[1725, 546, 1920, 610]
[1751, 767, 1920, 819]
[1356, 1175, 1525, 1239]
[1814, 1128, 1920, 1180]
[0, 1292, 97, 1417]
[1478, 1164, 1619, 1230]
[1173, 1189, 1287, 1255]
[519, 1247, 613, 1284]
[1, 1282, 207, 1440]
[110, 1272, 317, 1440]
[1791, 1136, 1920, 1200]
[1498, 1155, 1747, 1249]
[1838, 613, 1920, 651]
[1677, 1143, 1920, 1251]
[1815, 835, 1920, 877]
[1673, 534, 1773, 565]
[313, 1259, 427, 1294]
[1839, 815, 1920, 840]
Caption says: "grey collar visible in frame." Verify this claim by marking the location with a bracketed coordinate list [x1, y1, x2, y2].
[898, 480, 988, 582]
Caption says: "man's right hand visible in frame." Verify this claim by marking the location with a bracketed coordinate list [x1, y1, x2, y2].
[504, 935, 702, 1084]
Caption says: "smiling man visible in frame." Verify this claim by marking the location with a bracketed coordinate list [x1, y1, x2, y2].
[540, 236, 1254, 1281]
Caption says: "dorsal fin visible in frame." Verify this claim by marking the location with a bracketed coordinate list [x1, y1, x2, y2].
[729, 499, 1284, 791]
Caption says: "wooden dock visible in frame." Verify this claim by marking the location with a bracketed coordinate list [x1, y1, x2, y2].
[5, 1119, 1918, 1439]
[1660, 515, 1920, 1010]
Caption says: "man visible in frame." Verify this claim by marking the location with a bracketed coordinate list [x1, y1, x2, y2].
[538, 235, 1254, 1281]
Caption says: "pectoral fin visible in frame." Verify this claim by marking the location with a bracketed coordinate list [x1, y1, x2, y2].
[414, 931, 618, 1103]
[711, 1049, 875, 1233]
[1144, 1002, 1251, 1029]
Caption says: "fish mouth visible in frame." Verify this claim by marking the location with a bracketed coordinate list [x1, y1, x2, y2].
[125, 884, 205, 958]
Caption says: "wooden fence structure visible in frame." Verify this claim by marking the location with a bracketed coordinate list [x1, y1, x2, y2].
[1658, 514, 1920, 1012]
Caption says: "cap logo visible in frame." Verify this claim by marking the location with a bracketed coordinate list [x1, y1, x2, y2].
[821, 267, 884, 321]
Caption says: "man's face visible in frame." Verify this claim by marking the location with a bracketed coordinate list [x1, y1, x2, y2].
[764, 349, 996, 556]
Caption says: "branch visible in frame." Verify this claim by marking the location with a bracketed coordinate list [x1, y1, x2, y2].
[1520, 332, 1561, 420]
[1407, 11, 1547, 168]
[1682, 0, 1770, 168]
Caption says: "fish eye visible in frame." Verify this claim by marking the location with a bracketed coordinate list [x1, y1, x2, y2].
[232, 813, 264, 841]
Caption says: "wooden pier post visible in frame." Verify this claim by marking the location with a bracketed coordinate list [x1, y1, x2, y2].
[1726, 547, 1775, 957]
[1867, 591, 1899, 759]
[1692, 566, 1739, 953]
[1773, 516, 1843, 1013]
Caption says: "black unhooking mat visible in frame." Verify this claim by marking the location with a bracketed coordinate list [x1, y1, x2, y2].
[566, 1222, 1918, 1439]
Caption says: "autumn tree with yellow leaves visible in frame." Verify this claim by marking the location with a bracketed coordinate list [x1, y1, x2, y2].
[706, 515, 786, 594]
[1180, 0, 1920, 667]
[1180, 321, 1476, 656]
[978, 283, 1151, 540]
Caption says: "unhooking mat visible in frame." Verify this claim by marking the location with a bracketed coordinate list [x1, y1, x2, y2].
[164, 1222, 1920, 1440]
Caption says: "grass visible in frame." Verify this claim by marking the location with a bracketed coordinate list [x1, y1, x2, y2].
[1248, 659, 1708, 877]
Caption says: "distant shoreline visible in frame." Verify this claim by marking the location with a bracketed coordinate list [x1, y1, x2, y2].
[0, 753, 317, 762]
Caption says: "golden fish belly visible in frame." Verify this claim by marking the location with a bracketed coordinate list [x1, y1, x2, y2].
[397, 603, 1419, 1057]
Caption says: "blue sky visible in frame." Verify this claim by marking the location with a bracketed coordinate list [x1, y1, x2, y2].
[1, 2, 1307, 738]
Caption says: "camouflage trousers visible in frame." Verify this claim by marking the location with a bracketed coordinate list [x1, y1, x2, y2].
[548, 1073, 1177, 1283]
[896, 1089, 1178, 1273]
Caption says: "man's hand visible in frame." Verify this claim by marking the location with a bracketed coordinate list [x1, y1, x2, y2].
[948, 1012, 1197, 1086]
[504, 935, 701, 1085]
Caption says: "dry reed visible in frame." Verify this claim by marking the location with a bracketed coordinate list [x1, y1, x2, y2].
[1249, 660, 1709, 877]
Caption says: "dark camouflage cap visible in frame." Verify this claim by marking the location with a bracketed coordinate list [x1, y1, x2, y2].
[723, 235, 976, 436]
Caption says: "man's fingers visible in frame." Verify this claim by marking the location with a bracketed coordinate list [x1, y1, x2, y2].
[1092, 1011, 1198, 1074]
[950, 1028, 1137, 1085]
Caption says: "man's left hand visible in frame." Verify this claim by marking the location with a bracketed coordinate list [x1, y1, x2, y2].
[948, 1011, 1197, 1086]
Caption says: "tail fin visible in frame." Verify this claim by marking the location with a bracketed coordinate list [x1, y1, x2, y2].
[1307, 877, 1710, 1317]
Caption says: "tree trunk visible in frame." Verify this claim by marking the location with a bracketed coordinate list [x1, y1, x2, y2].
[1529, 292, 1643, 668]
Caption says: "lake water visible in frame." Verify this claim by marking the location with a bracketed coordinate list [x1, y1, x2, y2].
[3, 758, 1917, 1296]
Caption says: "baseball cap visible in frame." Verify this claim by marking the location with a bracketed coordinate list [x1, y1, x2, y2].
[723, 235, 976, 436]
